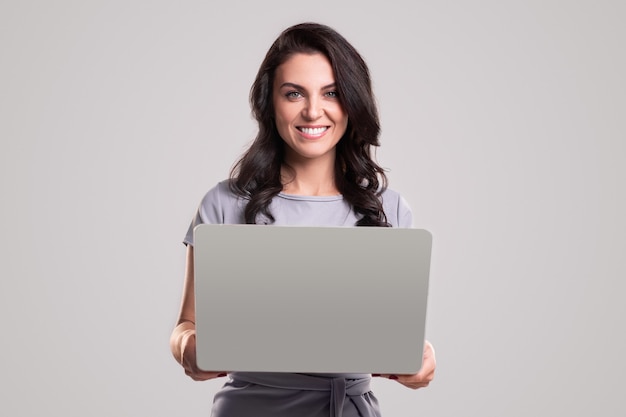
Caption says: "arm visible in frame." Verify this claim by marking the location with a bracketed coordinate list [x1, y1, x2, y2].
[375, 340, 436, 389]
[170, 245, 227, 381]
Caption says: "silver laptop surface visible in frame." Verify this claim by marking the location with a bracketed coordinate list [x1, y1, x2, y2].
[194, 224, 432, 374]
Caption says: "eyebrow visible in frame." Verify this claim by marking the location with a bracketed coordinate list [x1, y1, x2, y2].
[278, 82, 337, 91]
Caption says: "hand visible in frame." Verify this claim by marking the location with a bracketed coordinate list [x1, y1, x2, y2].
[375, 340, 436, 390]
[179, 328, 228, 381]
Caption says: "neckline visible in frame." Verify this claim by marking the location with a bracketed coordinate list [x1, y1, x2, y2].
[277, 192, 343, 202]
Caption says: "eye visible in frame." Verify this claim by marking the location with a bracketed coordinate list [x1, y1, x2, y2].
[285, 91, 303, 100]
[325, 90, 339, 98]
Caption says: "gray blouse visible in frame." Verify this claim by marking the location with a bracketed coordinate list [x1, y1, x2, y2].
[184, 180, 412, 244]
[184, 180, 413, 417]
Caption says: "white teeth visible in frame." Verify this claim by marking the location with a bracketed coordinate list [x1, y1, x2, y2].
[300, 127, 327, 135]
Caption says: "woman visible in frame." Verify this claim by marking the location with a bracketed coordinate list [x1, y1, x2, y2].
[171, 22, 436, 417]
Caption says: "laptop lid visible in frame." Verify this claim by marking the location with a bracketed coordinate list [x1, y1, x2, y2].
[193, 224, 432, 374]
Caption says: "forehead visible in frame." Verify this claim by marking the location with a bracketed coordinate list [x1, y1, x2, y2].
[274, 53, 336, 86]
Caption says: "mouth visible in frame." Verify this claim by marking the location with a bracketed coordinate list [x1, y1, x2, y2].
[297, 126, 329, 137]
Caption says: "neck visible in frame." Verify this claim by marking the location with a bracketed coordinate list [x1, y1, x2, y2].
[281, 152, 339, 196]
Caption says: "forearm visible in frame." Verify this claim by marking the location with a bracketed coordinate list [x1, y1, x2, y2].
[169, 320, 195, 365]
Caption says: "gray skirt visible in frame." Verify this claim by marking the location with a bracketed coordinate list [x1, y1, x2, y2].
[211, 372, 382, 417]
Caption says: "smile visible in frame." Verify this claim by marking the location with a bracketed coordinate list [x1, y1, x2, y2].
[297, 126, 329, 135]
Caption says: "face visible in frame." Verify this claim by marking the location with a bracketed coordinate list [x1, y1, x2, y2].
[272, 53, 348, 164]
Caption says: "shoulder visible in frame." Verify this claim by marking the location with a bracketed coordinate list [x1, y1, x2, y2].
[199, 179, 234, 204]
[196, 179, 246, 224]
[184, 180, 247, 245]
[380, 188, 413, 228]
[380, 187, 403, 206]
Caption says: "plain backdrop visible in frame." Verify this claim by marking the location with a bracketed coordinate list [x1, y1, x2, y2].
[1, 1, 624, 416]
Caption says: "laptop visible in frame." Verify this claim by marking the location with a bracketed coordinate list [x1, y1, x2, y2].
[193, 224, 432, 374]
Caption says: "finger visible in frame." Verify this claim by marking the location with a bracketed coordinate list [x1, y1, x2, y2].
[395, 374, 431, 389]
[423, 341, 436, 367]
[418, 347, 436, 379]
[184, 368, 228, 381]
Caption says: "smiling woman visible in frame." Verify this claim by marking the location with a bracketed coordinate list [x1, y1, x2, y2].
[273, 53, 349, 194]
[170, 22, 436, 417]
[230, 22, 391, 226]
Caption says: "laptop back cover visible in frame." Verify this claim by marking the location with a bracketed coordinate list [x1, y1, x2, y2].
[194, 224, 432, 374]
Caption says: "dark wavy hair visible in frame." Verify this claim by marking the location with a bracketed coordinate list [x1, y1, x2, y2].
[230, 22, 389, 226]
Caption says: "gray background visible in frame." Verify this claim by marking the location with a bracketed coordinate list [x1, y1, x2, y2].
[1, 1, 624, 416]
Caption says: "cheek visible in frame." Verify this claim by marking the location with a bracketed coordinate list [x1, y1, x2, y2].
[273, 113, 291, 141]
[273, 102, 291, 125]
[336, 111, 348, 133]
[331, 106, 348, 127]
[274, 112, 288, 128]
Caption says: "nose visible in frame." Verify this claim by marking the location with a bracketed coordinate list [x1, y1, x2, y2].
[302, 97, 323, 120]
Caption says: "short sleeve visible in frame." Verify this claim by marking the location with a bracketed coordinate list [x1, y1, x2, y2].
[381, 188, 413, 228]
[397, 195, 413, 228]
[183, 180, 246, 245]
